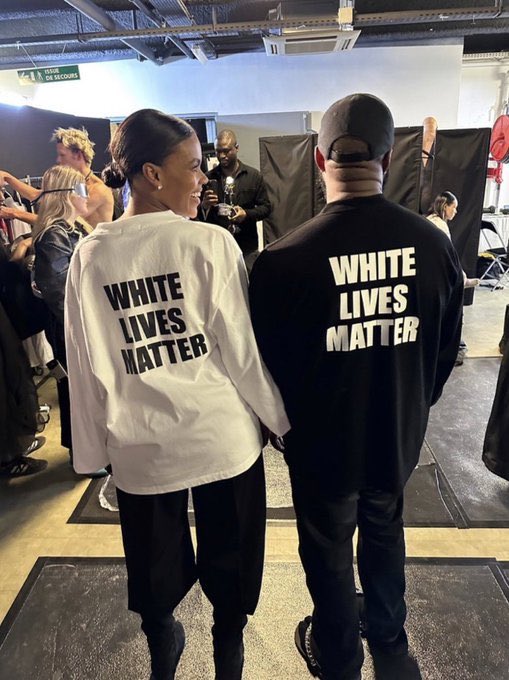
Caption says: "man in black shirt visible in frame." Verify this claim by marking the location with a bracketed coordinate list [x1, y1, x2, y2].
[250, 94, 463, 680]
[201, 129, 271, 272]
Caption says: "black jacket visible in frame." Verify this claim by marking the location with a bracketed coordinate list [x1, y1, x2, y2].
[0, 240, 48, 340]
[250, 194, 464, 494]
[202, 161, 271, 255]
[34, 221, 81, 326]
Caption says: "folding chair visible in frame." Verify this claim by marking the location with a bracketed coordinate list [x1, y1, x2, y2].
[478, 220, 509, 288]
[492, 265, 509, 290]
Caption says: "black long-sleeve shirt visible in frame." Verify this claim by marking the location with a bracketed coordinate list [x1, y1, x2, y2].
[202, 161, 271, 256]
[250, 194, 464, 494]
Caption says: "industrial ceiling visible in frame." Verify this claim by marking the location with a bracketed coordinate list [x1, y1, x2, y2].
[0, 1, 508, 70]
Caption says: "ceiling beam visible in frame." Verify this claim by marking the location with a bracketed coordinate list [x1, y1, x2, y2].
[1, 6, 507, 50]
[127, 0, 196, 60]
[64, 0, 162, 64]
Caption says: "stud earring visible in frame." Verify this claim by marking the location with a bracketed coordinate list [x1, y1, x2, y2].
[157, 185, 163, 190]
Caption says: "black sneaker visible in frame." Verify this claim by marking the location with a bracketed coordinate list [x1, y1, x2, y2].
[295, 617, 323, 678]
[24, 436, 46, 455]
[0, 456, 47, 477]
[295, 618, 362, 679]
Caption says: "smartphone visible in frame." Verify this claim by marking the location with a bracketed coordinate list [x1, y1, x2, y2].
[207, 179, 219, 195]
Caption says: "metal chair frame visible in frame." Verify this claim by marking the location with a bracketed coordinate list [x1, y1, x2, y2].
[478, 220, 509, 289]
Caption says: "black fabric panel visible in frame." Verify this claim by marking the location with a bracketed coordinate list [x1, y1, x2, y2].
[259, 134, 317, 244]
[384, 127, 423, 213]
[0, 103, 111, 181]
[431, 129, 491, 303]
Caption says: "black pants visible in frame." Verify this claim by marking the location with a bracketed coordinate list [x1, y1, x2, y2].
[45, 315, 72, 451]
[290, 469, 406, 680]
[116, 454, 266, 624]
[243, 250, 259, 275]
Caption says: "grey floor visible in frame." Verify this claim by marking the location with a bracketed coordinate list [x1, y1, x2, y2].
[1, 558, 509, 680]
[426, 358, 509, 526]
[69, 442, 456, 528]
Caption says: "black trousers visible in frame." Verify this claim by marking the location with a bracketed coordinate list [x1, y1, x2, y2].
[289, 469, 406, 680]
[45, 315, 72, 451]
[116, 454, 266, 623]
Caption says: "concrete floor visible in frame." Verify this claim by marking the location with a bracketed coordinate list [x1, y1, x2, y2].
[1, 286, 509, 667]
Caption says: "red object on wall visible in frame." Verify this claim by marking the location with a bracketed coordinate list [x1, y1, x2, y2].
[490, 115, 509, 163]
[487, 158, 503, 184]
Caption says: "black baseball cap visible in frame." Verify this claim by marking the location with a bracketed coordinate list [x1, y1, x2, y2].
[318, 93, 394, 163]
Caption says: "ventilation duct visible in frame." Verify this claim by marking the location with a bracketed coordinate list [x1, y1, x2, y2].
[263, 28, 360, 55]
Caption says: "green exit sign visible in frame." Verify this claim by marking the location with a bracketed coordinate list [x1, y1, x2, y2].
[17, 65, 80, 85]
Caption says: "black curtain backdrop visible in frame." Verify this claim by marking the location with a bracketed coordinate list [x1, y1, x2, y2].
[0, 103, 111, 182]
[260, 126, 490, 294]
[260, 134, 324, 244]
[431, 129, 491, 303]
[384, 127, 423, 213]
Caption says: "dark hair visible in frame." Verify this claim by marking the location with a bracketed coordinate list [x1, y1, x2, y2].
[102, 109, 195, 188]
[430, 191, 457, 221]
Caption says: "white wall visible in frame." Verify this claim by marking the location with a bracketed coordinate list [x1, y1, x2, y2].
[459, 62, 507, 128]
[0, 44, 463, 128]
[0, 69, 36, 106]
[459, 61, 509, 208]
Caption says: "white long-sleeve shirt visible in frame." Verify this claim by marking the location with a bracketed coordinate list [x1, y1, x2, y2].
[64, 211, 289, 494]
[427, 213, 451, 239]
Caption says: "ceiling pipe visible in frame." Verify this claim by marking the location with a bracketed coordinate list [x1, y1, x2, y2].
[64, 0, 162, 64]
[2, 7, 509, 49]
[356, 6, 506, 26]
[58, 6, 509, 40]
[127, 0, 196, 59]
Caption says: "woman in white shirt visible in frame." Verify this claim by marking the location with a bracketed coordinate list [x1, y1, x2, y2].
[426, 191, 479, 288]
[427, 190, 478, 365]
[64, 109, 289, 680]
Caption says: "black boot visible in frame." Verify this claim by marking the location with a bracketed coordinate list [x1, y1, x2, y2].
[499, 304, 509, 355]
[212, 612, 247, 680]
[142, 612, 185, 680]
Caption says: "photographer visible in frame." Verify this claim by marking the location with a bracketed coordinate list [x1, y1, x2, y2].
[201, 130, 271, 272]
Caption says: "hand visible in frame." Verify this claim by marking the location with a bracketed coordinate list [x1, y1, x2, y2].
[230, 206, 247, 223]
[10, 237, 32, 262]
[0, 171, 11, 189]
[0, 205, 19, 221]
[201, 189, 219, 210]
[260, 422, 270, 447]
[269, 432, 286, 453]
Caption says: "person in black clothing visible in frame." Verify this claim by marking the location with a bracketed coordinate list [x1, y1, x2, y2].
[249, 94, 464, 680]
[200, 129, 271, 272]
[0, 256, 47, 477]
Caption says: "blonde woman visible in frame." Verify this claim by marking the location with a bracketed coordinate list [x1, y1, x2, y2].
[33, 165, 106, 476]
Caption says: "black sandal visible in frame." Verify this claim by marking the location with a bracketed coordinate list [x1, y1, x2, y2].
[0, 456, 48, 477]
